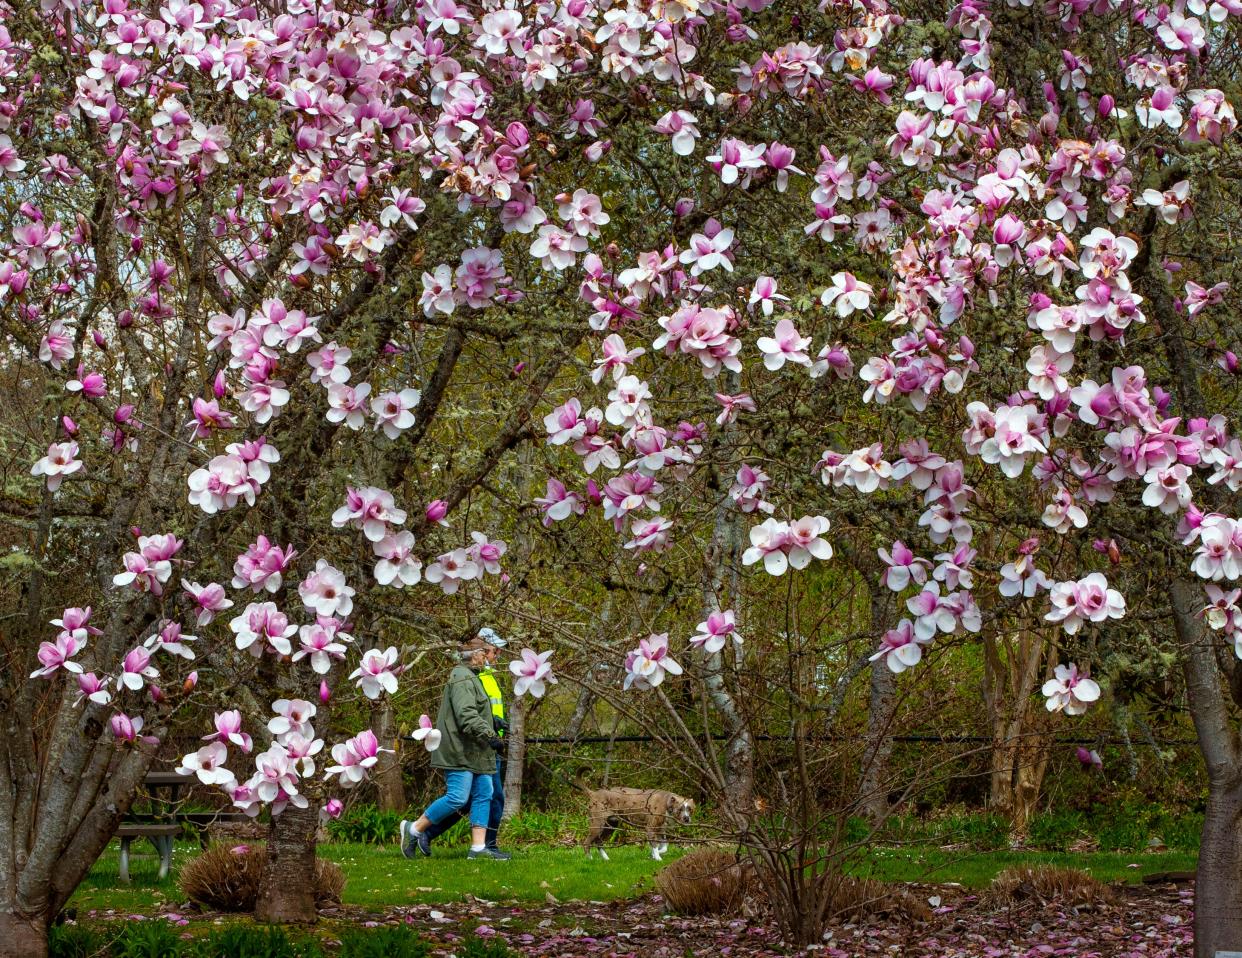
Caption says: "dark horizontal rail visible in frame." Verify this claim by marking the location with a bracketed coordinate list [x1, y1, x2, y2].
[518, 734, 1199, 747]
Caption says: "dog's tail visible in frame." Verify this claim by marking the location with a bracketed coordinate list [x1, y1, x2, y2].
[569, 767, 593, 793]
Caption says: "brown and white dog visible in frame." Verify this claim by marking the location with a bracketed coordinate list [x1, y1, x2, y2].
[575, 771, 695, 861]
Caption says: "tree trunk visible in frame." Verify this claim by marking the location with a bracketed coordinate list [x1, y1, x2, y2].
[983, 628, 1053, 831]
[369, 700, 406, 812]
[1170, 577, 1242, 958]
[502, 697, 526, 819]
[0, 911, 47, 958]
[254, 803, 320, 924]
[858, 657, 896, 822]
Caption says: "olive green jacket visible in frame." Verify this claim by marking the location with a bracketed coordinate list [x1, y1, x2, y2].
[429, 665, 496, 774]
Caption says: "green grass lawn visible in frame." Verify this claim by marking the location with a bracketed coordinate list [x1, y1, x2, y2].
[68, 839, 1198, 917]
[70, 840, 671, 915]
[856, 846, 1198, 887]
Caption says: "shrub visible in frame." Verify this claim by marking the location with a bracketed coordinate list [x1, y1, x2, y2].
[192, 925, 322, 958]
[986, 865, 1113, 907]
[49, 923, 111, 958]
[823, 876, 932, 923]
[338, 924, 431, 958]
[656, 848, 752, 916]
[326, 806, 403, 845]
[178, 844, 345, 912]
[1026, 810, 1087, 852]
[110, 922, 183, 958]
[455, 936, 512, 958]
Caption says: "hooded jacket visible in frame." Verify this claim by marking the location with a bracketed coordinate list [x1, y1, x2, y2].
[429, 664, 496, 774]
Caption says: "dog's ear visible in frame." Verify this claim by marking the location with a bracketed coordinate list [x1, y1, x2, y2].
[666, 794, 679, 812]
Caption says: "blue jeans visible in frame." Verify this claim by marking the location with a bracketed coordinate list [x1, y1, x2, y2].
[422, 769, 494, 829]
[424, 758, 505, 846]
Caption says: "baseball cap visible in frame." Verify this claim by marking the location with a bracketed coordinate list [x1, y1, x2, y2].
[478, 627, 507, 648]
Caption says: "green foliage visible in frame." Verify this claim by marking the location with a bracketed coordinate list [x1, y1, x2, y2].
[49, 923, 111, 958]
[455, 935, 512, 958]
[192, 925, 322, 958]
[337, 924, 431, 958]
[327, 806, 403, 845]
[1027, 810, 1087, 852]
[110, 922, 182, 958]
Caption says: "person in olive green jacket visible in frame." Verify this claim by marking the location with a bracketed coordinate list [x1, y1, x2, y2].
[400, 637, 509, 861]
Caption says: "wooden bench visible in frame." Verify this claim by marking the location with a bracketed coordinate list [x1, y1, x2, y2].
[116, 824, 180, 883]
[178, 811, 255, 847]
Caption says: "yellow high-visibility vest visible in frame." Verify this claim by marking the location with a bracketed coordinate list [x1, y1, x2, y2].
[479, 668, 505, 728]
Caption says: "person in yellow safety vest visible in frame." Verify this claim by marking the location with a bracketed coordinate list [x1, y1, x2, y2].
[420, 627, 511, 857]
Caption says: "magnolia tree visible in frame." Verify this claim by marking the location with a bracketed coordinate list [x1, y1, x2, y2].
[3, 0, 1242, 954]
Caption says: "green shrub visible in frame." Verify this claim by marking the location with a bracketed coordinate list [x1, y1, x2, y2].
[1091, 804, 1155, 852]
[946, 812, 1009, 850]
[193, 925, 321, 958]
[338, 924, 431, 958]
[49, 923, 111, 958]
[1027, 810, 1087, 852]
[456, 935, 511, 958]
[1160, 811, 1203, 850]
[111, 922, 183, 958]
[326, 806, 403, 845]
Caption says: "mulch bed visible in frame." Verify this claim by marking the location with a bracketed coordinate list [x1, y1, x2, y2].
[306, 880, 1194, 957]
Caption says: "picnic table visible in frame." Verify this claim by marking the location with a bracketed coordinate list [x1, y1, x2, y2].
[116, 772, 251, 882]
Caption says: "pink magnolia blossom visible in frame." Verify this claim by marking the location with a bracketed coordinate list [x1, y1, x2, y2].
[371, 388, 421, 439]
[268, 699, 318, 741]
[535, 478, 586, 526]
[373, 531, 423, 587]
[31, 441, 82, 491]
[109, 713, 155, 745]
[298, 559, 355, 618]
[294, 620, 350, 675]
[510, 649, 556, 698]
[231, 536, 298, 593]
[230, 602, 298, 657]
[690, 610, 741, 654]
[1042, 663, 1102, 715]
[623, 633, 683, 691]
[182, 581, 234, 626]
[176, 742, 237, 788]
[756, 318, 812, 371]
[75, 673, 112, 708]
[117, 646, 160, 691]
[425, 549, 481, 594]
[879, 541, 931, 591]
[325, 730, 390, 788]
[350, 647, 400, 699]
[468, 532, 507, 575]
[412, 714, 442, 752]
[331, 486, 407, 543]
[870, 619, 928, 674]
[204, 710, 253, 753]
[820, 271, 873, 317]
[30, 631, 87, 678]
[1046, 573, 1127, 634]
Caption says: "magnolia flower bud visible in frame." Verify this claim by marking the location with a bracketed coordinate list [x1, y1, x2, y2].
[149, 685, 164, 703]
[425, 500, 449, 523]
[114, 404, 134, 424]
[319, 680, 331, 704]
[674, 197, 695, 217]
[62, 415, 77, 435]
[92, 330, 107, 349]
[1097, 94, 1114, 117]
[183, 671, 198, 693]
[213, 370, 227, 399]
